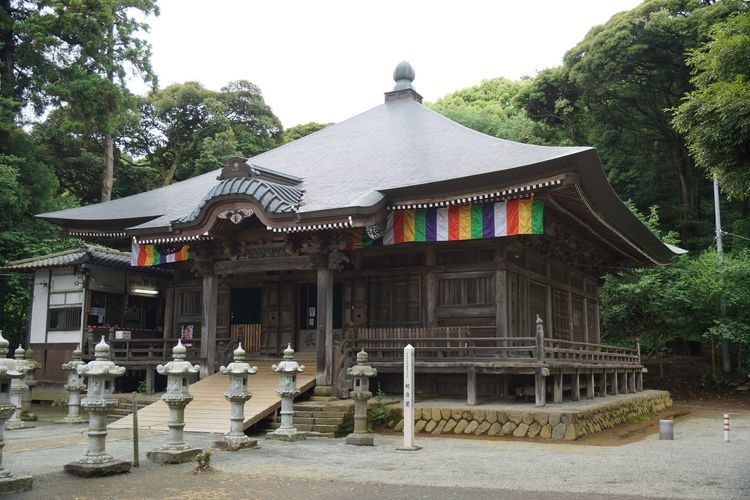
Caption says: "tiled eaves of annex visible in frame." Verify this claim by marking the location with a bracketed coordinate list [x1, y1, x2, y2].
[36, 98, 678, 266]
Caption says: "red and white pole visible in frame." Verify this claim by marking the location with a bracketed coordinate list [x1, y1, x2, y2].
[723, 413, 730, 442]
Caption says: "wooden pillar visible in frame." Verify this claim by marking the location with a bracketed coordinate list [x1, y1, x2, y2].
[571, 371, 580, 401]
[500, 375, 509, 397]
[553, 373, 563, 403]
[496, 270, 508, 357]
[612, 371, 619, 395]
[637, 370, 644, 391]
[600, 371, 607, 397]
[534, 368, 546, 408]
[466, 367, 477, 406]
[315, 267, 334, 395]
[587, 372, 595, 399]
[582, 298, 589, 344]
[619, 371, 628, 394]
[200, 271, 218, 378]
[628, 371, 636, 393]
[145, 365, 155, 394]
[163, 287, 174, 341]
[426, 247, 437, 327]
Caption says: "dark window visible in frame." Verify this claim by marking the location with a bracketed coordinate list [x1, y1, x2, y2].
[48, 307, 81, 331]
[298, 284, 343, 330]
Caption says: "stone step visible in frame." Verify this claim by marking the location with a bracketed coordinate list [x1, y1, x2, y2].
[262, 422, 340, 434]
[293, 416, 346, 425]
[293, 410, 349, 419]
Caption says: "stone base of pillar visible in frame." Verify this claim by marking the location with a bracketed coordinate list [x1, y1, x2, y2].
[345, 432, 374, 446]
[213, 435, 258, 451]
[0, 474, 32, 493]
[5, 421, 34, 430]
[266, 428, 306, 442]
[146, 447, 202, 464]
[58, 415, 87, 424]
[64, 460, 131, 477]
[313, 385, 334, 397]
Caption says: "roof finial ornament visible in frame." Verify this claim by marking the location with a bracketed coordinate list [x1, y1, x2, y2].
[393, 61, 416, 91]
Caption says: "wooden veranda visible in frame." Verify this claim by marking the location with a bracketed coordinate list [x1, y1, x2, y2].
[341, 319, 643, 408]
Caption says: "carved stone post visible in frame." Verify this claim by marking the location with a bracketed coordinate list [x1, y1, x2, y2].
[147, 340, 202, 464]
[267, 344, 306, 441]
[215, 343, 258, 451]
[534, 315, 548, 408]
[21, 346, 38, 416]
[60, 345, 87, 423]
[6, 347, 33, 430]
[0, 331, 32, 492]
[64, 337, 130, 477]
[346, 349, 377, 446]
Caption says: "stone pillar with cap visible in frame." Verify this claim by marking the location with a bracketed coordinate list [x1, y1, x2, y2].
[21, 346, 39, 415]
[267, 344, 306, 442]
[60, 345, 87, 423]
[147, 339, 202, 464]
[214, 343, 258, 450]
[0, 331, 33, 492]
[64, 337, 130, 477]
[6, 347, 33, 430]
[346, 349, 377, 446]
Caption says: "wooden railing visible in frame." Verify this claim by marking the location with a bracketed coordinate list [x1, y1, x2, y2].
[343, 323, 641, 367]
[109, 338, 202, 363]
[230, 324, 262, 353]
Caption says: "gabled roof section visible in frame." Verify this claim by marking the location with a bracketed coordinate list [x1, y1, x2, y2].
[0, 245, 171, 276]
[175, 175, 304, 225]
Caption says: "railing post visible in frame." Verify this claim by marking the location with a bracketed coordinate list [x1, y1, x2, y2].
[535, 315, 545, 362]
[636, 339, 641, 365]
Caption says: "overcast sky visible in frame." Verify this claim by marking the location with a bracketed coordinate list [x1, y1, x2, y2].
[144, 0, 643, 128]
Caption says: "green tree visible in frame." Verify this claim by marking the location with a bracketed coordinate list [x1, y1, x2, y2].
[283, 121, 331, 143]
[521, 0, 749, 248]
[673, 12, 750, 200]
[428, 77, 556, 145]
[140, 80, 282, 185]
[46, 0, 158, 202]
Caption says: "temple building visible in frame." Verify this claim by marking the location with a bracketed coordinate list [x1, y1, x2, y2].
[30, 62, 679, 406]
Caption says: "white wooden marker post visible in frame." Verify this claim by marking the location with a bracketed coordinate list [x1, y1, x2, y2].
[397, 344, 421, 451]
[724, 414, 730, 442]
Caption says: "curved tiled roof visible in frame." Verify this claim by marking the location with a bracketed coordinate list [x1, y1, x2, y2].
[176, 176, 304, 224]
[0, 245, 170, 275]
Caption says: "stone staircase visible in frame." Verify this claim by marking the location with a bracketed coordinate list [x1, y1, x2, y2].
[107, 394, 157, 420]
[259, 400, 355, 438]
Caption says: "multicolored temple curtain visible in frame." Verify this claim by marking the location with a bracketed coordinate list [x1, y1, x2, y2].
[383, 199, 543, 245]
[131, 238, 191, 266]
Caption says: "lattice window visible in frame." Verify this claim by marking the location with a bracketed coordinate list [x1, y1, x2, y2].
[437, 275, 495, 306]
[552, 289, 570, 340]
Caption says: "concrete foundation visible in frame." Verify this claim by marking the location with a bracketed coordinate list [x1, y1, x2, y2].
[146, 447, 202, 464]
[345, 433, 374, 446]
[266, 429, 306, 442]
[63, 460, 132, 477]
[213, 436, 258, 451]
[0, 474, 33, 493]
[384, 390, 672, 441]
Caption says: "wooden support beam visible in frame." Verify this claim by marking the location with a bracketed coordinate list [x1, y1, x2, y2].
[145, 365, 155, 395]
[637, 371, 644, 392]
[534, 369, 546, 408]
[553, 373, 563, 403]
[467, 366, 477, 406]
[315, 267, 334, 395]
[571, 371, 580, 401]
[496, 270, 508, 346]
[612, 371, 619, 395]
[200, 272, 218, 378]
[620, 371, 628, 394]
[599, 371, 607, 397]
[628, 371, 636, 393]
[587, 372, 595, 399]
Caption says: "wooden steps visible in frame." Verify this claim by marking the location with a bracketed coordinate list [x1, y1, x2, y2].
[110, 356, 316, 434]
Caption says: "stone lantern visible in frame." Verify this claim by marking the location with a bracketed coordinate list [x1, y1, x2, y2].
[64, 337, 130, 477]
[346, 349, 378, 446]
[60, 345, 87, 424]
[267, 344, 306, 442]
[147, 339, 202, 464]
[0, 331, 32, 493]
[21, 346, 39, 415]
[215, 343, 258, 451]
[6, 347, 33, 430]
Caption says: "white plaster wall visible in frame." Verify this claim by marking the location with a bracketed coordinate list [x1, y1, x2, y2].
[45, 267, 84, 345]
[29, 269, 50, 344]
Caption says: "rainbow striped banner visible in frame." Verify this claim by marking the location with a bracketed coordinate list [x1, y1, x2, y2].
[346, 229, 382, 250]
[131, 238, 191, 267]
[383, 199, 543, 245]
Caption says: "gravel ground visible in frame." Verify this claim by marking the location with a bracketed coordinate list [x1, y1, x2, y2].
[3, 407, 749, 499]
